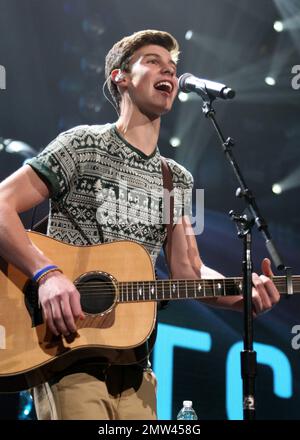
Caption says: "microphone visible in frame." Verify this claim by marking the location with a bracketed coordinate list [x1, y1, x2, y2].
[178, 73, 235, 100]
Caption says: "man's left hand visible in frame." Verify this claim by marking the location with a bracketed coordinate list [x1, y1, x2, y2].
[251, 258, 280, 315]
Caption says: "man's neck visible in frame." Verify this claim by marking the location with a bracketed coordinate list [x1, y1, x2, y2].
[115, 109, 160, 156]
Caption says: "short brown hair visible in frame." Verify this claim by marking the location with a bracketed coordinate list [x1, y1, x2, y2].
[105, 29, 180, 112]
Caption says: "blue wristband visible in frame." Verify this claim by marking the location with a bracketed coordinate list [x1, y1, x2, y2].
[32, 265, 59, 283]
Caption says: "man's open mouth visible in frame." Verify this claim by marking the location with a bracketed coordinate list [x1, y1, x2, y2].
[154, 80, 173, 95]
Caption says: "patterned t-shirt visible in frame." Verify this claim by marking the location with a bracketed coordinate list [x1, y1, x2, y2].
[27, 123, 193, 265]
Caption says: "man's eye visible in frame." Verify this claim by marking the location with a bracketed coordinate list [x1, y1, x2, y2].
[148, 59, 158, 64]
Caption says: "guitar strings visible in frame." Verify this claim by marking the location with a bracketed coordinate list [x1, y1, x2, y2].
[73, 280, 299, 291]
[73, 283, 295, 291]
[75, 280, 298, 287]
[29, 277, 298, 299]
[57, 280, 299, 299]
[72, 275, 300, 288]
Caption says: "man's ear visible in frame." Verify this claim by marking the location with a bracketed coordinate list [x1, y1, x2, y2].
[111, 69, 126, 84]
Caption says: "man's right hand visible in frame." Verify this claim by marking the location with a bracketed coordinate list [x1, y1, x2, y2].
[38, 271, 84, 336]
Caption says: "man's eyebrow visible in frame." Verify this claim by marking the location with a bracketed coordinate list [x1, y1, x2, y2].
[143, 53, 177, 68]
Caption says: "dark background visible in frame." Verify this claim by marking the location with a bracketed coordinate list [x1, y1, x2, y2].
[0, 0, 299, 420]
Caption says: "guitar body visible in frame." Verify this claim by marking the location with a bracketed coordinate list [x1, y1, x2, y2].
[0, 232, 157, 392]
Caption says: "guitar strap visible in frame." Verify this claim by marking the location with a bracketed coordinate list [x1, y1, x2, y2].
[160, 156, 174, 275]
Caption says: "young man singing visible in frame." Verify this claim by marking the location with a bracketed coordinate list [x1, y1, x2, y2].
[0, 30, 280, 419]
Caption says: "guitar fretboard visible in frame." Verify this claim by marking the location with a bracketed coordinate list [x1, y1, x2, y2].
[119, 278, 242, 303]
[117, 276, 300, 303]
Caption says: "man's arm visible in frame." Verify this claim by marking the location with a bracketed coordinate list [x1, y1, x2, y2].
[166, 215, 280, 314]
[0, 165, 51, 275]
[0, 165, 83, 335]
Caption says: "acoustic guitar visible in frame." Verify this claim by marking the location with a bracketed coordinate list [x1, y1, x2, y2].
[0, 231, 298, 392]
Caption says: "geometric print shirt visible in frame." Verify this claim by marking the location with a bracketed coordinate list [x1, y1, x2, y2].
[27, 123, 193, 265]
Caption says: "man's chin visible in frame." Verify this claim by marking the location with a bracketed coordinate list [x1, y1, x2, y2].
[140, 107, 169, 120]
[149, 103, 173, 117]
[160, 106, 172, 115]
[138, 99, 174, 119]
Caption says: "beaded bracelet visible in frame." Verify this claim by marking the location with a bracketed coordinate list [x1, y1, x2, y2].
[32, 265, 62, 284]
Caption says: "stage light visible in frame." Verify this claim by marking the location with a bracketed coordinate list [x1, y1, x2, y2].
[18, 391, 33, 420]
[273, 21, 284, 32]
[272, 166, 300, 194]
[185, 30, 193, 40]
[272, 183, 282, 194]
[265, 76, 276, 86]
[170, 137, 181, 147]
[0, 138, 37, 159]
[0, 139, 37, 180]
[178, 91, 189, 102]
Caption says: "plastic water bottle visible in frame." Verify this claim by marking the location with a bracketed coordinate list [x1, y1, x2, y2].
[176, 400, 198, 420]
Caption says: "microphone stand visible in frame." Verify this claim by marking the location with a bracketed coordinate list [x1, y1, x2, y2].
[194, 89, 292, 420]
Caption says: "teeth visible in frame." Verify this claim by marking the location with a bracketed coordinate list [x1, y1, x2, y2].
[155, 81, 173, 92]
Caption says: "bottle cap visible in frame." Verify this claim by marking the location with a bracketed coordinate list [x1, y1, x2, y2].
[183, 400, 193, 407]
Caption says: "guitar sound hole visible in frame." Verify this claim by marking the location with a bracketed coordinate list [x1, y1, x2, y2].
[75, 272, 116, 315]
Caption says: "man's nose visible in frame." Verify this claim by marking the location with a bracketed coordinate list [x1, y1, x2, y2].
[161, 65, 175, 76]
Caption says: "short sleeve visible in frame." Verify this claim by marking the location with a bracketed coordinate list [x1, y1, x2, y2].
[165, 158, 194, 222]
[26, 129, 80, 200]
[166, 158, 194, 190]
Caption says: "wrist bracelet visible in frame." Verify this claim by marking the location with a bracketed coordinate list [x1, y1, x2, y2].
[32, 265, 61, 283]
[36, 268, 63, 284]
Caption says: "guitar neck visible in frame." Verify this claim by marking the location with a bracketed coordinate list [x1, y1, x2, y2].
[117, 275, 300, 303]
